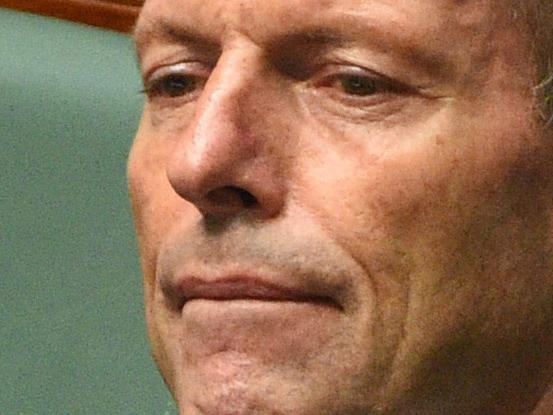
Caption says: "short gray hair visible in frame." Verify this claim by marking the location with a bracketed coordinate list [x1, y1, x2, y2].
[516, 0, 553, 125]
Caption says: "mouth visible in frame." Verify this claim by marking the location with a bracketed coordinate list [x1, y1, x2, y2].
[167, 274, 347, 375]
[174, 275, 341, 310]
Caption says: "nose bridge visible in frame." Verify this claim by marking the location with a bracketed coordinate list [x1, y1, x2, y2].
[166, 44, 286, 218]
[187, 46, 259, 173]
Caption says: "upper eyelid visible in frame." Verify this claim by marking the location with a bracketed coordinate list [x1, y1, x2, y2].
[311, 64, 412, 93]
[143, 61, 212, 84]
[313, 65, 386, 84]
[273, 55, 402, 88]
[317, 63, 379, 76]
[141, 51, 388, 81]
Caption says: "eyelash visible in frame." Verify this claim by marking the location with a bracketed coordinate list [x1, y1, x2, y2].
[311, 61, 406, 98]
[141, 65, 403, 105]
[142, 73, 204, 100]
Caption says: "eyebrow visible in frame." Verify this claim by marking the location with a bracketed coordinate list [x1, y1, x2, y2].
[133, 13, 455, 82]
[133, 19, 220, 60]
[133, 16, 387, 64]
[132, 18, 360, 77]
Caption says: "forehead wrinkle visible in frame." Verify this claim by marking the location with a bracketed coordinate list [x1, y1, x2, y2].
[137, 0, 380, 44]
[135, 0, 499, 81]
[136, 3, 436, 50]
[260, 2, 480, 80]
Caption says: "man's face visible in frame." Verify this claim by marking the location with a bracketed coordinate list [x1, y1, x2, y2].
[129, 0, 553, 414]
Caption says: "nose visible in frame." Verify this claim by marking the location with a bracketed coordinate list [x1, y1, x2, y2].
[166, 49, 287, 220]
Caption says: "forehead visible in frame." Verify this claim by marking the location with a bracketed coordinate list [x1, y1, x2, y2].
[135, 0, 496, 53]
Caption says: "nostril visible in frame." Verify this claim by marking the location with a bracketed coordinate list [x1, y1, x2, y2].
[235, 187, 257, 207]
[206, 186, 258, 209]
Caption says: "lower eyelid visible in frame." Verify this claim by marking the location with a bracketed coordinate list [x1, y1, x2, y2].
[297, 82, 415, 121]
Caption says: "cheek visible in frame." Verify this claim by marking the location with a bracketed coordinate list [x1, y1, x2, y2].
[299, 116, 537, 272]
[129, 141, 163, 278]
[128, 130, 195, 289]
[128, 132, 196, 392]
[296, 119, 537, 338]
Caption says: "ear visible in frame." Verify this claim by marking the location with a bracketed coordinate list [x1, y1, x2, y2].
[535, 72, 553, 126]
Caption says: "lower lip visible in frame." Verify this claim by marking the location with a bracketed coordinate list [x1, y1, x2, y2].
[182, 297, 338, 319]
[180, 298, 342, 357]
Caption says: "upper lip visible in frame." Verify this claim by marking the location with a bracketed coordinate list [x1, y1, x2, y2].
[175, 275, 339, 307]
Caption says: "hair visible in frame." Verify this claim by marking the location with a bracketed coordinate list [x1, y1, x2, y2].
[515, 0, 553, 125]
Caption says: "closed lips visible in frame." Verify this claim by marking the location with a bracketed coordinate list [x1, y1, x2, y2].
[176, 276, 340, 307]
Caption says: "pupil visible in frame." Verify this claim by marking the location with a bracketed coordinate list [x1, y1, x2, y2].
[342, 76, 376, 96]
[166, 75, 193, 97]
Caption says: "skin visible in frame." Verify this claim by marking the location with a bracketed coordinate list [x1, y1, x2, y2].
[128, 0, 553, 414]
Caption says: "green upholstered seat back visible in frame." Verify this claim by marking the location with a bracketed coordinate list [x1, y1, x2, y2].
[0, 8, 175, 414]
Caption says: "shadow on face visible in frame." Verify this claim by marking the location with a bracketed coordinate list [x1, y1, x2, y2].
[128, 0, 553, 414]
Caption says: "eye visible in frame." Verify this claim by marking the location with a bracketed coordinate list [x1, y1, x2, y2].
[142, 63, 209, 101]
[313, 66, 400, 100]
[144, 74, 200, 98]
[337, 74, 380, 96]
[153, 74, 198, 97]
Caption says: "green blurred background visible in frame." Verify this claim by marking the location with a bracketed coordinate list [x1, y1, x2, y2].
[0, 8, 176, 414]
